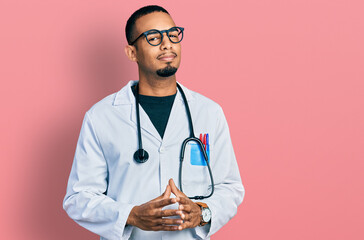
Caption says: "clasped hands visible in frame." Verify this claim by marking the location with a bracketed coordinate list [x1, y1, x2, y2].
[126, 179, 202, 231]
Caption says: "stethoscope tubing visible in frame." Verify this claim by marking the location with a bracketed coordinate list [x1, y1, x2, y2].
[133, 82, 214, 199]
[176, 83, 214, 199]
[179, 137, 214, 199]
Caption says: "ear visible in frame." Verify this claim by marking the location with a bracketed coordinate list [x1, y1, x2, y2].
[124, 45, 138, 62]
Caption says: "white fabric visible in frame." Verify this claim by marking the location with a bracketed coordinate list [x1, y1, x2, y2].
[63, 80, 245, 240]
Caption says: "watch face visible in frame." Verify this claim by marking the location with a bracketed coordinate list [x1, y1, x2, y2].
[202, 208, 211, 222]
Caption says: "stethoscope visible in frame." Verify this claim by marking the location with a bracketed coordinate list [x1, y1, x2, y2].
[133, 83, 214, 200]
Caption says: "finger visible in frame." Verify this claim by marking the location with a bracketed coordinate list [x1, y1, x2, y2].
[151, 185, 172, 202]
[178, 221, 193, 230]
[182, 212, 193, 221]
[169, 178, 184, 198]
[153, 197, 178, 208]
[162, 185, 171, 199]
[178, 203, 192, 213]
[159, 209, 183, 218]
[156, 218, 184, 226]
[177, 197, 191, 205]
[179, 210, 193, 221]
[151, 224, 179, 231]
[179, 210, 187, 220]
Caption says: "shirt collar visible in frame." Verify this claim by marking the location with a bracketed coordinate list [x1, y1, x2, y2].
[112, 80, 194, 106]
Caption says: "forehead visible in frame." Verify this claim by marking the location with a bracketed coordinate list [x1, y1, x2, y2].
[135, 12, 176, 34]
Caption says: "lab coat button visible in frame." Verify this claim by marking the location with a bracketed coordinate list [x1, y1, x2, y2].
[159, 147, 164, 153]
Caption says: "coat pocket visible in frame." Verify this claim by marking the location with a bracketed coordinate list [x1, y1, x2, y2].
[189, 143, 210, 166]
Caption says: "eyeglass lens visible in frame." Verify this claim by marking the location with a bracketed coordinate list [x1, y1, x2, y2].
[146, 27, 183, 46]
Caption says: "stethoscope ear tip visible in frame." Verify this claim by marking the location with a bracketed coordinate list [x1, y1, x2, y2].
[134, 149, 149, 163]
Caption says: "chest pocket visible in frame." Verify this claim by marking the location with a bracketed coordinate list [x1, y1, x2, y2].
[189, 143, 210, 166]
[181, 142, 213, 197]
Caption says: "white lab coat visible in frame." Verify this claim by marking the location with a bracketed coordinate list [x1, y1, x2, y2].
[63, 80, 245, 240]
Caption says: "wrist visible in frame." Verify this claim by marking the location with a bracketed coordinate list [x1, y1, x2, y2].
[126, 206, 137, 226]
[195, 202, 211, 226]
[195, 202, 202, 221]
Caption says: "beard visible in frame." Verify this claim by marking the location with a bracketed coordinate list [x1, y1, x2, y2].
[156, 64, 178, 77]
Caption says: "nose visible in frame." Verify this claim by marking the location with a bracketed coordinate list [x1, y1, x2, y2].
[160, 32, 172, 49]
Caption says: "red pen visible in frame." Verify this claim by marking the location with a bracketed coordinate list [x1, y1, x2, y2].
[203, 134, 207, 150]
[199, 133, 203, 142]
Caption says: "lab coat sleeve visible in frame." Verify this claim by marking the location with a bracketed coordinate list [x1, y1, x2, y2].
[63, 112, 135, 240]
[195, 106, 245, 239]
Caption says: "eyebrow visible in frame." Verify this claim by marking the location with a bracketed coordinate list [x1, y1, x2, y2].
[147, 26, 178, 32]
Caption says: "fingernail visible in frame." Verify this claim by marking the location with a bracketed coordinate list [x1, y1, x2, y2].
[178, 226, 182, 230]
[181, 214, 185, 219]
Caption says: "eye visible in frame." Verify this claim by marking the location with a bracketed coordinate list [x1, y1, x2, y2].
[169, 31, 179, 38]
[147, 33, 161, 42]
[149, 37, 159, 41]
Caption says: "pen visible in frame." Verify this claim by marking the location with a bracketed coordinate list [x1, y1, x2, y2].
[203, 134, 207, 150]
[206, 133, 209, 153]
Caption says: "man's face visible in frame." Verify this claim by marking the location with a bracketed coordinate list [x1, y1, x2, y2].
[132, 12, 182, 78]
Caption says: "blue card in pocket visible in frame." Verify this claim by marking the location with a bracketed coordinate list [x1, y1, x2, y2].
[190, 143, 210, 166]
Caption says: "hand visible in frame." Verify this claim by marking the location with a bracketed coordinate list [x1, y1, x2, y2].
[127, 184, 184, 231]
[169, 179, 202, 230]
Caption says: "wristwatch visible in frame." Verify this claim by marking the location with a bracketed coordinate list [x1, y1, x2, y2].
[195, 202, 211, 226]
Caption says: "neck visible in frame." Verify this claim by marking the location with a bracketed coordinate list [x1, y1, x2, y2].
[138, 74, 177, 97]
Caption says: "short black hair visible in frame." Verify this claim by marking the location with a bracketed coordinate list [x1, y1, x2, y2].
[125, 5, 169, 45]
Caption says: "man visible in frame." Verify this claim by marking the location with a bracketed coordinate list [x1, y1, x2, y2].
[63, 5, 244, 240]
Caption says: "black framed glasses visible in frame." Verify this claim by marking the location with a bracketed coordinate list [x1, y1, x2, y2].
[130, 26, 184, 46]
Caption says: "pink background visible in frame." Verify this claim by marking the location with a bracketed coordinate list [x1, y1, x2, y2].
[1, 0, 363, 239]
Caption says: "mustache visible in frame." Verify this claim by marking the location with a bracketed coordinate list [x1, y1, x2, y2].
[157, 52, 177, 59]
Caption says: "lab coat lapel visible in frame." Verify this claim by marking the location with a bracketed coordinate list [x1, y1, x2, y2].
[130, 102, 162, 142]
[116, 81, 161, 142]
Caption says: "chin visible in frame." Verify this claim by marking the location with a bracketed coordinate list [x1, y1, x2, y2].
[156, 65, 178, 78]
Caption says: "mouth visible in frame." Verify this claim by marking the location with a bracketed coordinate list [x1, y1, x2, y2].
[157, 53, 177, 61]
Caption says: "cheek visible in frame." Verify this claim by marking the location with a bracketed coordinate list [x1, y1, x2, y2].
[175, 53, 182, 66]
[137, 51, 156, 65]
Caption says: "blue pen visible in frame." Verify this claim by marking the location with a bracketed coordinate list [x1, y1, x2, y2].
[206, 134, 209, 160]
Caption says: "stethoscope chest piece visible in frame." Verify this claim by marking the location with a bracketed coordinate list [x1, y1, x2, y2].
[134, 148, 149, 163]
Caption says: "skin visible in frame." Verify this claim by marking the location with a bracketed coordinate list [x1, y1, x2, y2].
[124, 11, 181, 96]
[124, 11, 203, 231]
[126, 179, 202, 231]
[169, 179, 202, 230]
